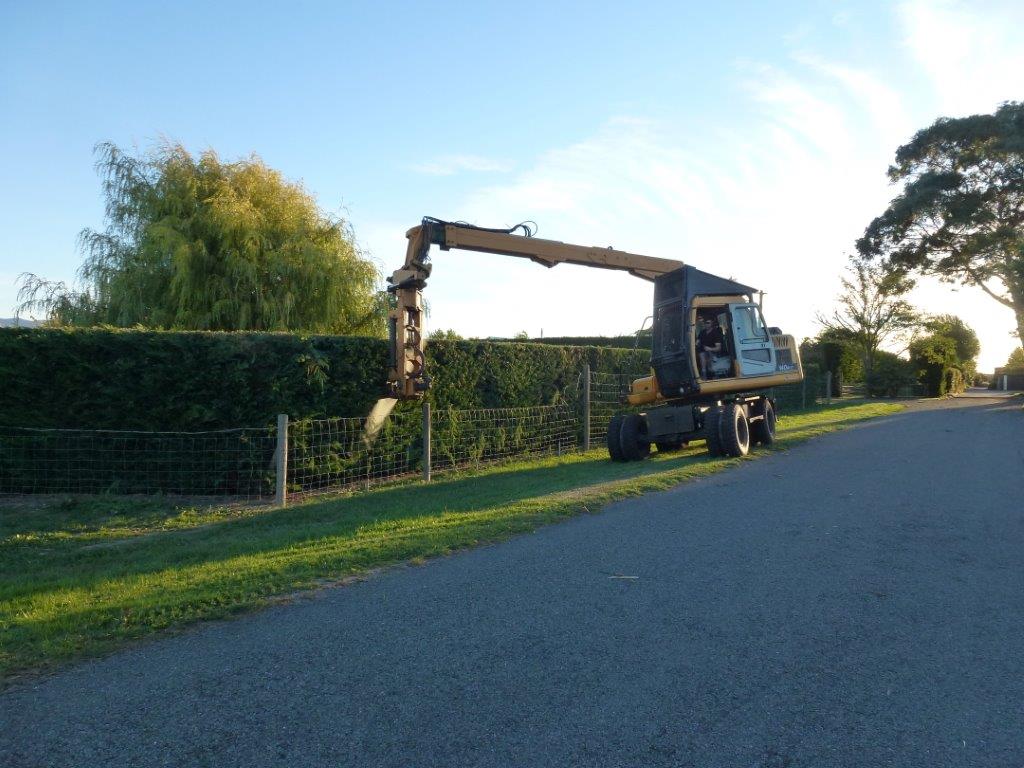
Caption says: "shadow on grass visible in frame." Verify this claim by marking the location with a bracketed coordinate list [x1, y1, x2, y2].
[2, 445, 712, 590]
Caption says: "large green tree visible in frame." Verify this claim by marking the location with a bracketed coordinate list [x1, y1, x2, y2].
[19, 141, 386, 334]
[857, 102, 1024, 350]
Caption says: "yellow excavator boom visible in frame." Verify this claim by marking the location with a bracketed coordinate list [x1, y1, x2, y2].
[386, 217, 684, 399]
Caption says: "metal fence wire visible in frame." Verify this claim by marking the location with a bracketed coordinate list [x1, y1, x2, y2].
[587, 371, 644, 445]
[287, 409, 422, 497]
[0, 365, 851, 502]
[0, 426, 276, 498]
[431, 404, 579, 473]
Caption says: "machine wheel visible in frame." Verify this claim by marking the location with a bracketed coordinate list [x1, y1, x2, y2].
[750, 399, 777, 447]
[655, 439, 686, 453]
[619, 413, 651, 461]
[607, 415, 626, 462]
[704, 407, 725, 457]
[720, 402, 751, 457]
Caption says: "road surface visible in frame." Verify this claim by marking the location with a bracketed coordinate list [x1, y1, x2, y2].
[3, 394, 1023, 767]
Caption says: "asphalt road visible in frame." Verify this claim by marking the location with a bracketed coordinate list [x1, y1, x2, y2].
[3, 395, 1023, 767]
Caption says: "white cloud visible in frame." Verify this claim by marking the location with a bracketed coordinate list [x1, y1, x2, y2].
[410, 154, 514, 176]
[364, 3, 1023, 371]
[413, 98, 893, 357]
[898, 0, 1024, 116]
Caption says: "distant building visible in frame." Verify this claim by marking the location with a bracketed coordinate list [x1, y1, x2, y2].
[991, 366, 1024, 391]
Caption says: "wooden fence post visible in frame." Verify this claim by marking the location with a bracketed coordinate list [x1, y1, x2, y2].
[582, 363, 591, 452]
[275, 413, 288, 507]
[826, 370, 832, 405]
[422, 401, 432, 482]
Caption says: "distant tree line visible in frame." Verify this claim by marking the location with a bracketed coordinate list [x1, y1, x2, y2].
[803, 101, 1023, 397]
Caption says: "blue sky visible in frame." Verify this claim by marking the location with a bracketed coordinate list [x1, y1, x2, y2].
[2, 0, 1022, 370]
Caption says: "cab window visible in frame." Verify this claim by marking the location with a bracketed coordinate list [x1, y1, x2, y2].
[733, 306, 768, 342]
[656, 304, 682, 354]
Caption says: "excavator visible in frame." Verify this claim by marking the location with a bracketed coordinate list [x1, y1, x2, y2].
[376, 216, 803, 460]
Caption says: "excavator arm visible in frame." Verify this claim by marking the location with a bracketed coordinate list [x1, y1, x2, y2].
[386, 217, 684, 399]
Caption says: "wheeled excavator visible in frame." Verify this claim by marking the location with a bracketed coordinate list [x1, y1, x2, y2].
[376, 217, 803, 460]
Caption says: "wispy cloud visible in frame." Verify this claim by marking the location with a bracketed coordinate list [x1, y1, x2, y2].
[898, 0, 1024, 115]
[367, 3, 1022, 369]
[411, 154, 514, 176]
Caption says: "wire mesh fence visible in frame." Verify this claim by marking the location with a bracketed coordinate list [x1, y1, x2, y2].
[287, 409, 423, 497]
[0, 426, 276, 498]
[587, 371, 644, 446]
[2, 363, 864, 503]
[431, 404, 579, 473]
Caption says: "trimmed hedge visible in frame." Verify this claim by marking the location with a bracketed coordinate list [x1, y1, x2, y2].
[0, 328, 647, 430]
[521, 335, 648, 350]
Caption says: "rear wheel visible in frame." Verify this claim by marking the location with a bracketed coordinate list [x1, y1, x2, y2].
[607, 415, 626, 462]
[751, 399, 777, 447]
[720, 402, 751, 457]
[619, 413, 650, 461]
[704, 407, 724, 457]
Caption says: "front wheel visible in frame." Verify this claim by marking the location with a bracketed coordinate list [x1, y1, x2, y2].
[720, 402, 751, 457]
[751, 399, 777, 447]
[705, 407, 724, 457]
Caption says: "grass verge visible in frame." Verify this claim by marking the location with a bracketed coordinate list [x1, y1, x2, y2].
[0, 400, 902, 682]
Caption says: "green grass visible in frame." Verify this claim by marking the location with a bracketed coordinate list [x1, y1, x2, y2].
[0, 400, 902, 682]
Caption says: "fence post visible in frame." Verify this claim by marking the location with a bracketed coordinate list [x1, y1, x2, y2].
[582, 363, 591, 452]
[275, 413, 288, 507]
[826, 369, 832, 405]
[801, 374, 807, 410]
[422, 400, 432, 482]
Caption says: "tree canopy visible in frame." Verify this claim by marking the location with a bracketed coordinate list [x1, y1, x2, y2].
[19, 141, 386, 335]
[909, 314, 979, 394]
[923, 314, 980, 379]
[856, 101, 1024, 348]
[817, 255, 918, 382]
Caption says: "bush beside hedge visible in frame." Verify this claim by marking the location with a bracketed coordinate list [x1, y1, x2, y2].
[0, 328, 647, 431]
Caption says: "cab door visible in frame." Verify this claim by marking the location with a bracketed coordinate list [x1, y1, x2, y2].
[728, 303, 776, 377]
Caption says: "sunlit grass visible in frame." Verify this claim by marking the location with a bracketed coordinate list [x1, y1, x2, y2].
[0, 400, 902, 681]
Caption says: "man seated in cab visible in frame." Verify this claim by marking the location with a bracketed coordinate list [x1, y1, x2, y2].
[697, 315, 724, 379]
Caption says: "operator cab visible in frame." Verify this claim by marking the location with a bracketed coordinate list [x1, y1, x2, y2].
[695, 302, 776, 380]
[649, 265, 801, 400]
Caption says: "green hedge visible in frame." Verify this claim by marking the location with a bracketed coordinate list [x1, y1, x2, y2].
[519, 335, 648, 350]
[0, 328, 646, 430]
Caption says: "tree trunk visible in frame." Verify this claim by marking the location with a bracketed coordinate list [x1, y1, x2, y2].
[1012, 283, 1024, 355]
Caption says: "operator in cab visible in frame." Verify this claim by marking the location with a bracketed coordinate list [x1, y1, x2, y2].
[697, 315, 724, 379]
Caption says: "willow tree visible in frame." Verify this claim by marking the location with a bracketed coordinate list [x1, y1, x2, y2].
[19, 142, 386, 334]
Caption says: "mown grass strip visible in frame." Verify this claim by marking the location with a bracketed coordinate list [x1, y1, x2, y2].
[0, 400, 902, 681]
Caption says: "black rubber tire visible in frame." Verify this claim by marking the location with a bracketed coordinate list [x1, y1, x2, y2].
[705, 407, 724, 457]
[619, 413, 651, 461]
[655, 439, 685, 453]
[607, 415, 626, 462]
[750, 399, 777, 447]
[721, 402, 751, 457]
